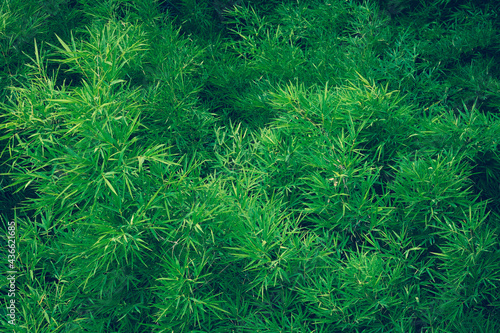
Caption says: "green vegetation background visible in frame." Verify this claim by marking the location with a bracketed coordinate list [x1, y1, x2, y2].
[1, 0, 499, 331]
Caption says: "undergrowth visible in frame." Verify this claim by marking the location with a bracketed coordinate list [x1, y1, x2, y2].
[1, 0, 499, 332]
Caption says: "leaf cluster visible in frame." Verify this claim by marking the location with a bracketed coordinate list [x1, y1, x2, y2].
[1, 0, 500, 332]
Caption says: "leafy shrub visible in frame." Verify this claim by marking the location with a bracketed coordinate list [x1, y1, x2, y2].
[1, 0, 499, 332]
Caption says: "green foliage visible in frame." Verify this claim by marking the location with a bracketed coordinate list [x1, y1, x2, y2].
[1, 0, 499, 332]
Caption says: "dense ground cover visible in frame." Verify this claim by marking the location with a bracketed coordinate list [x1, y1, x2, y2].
[1, 0, 500, 331]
